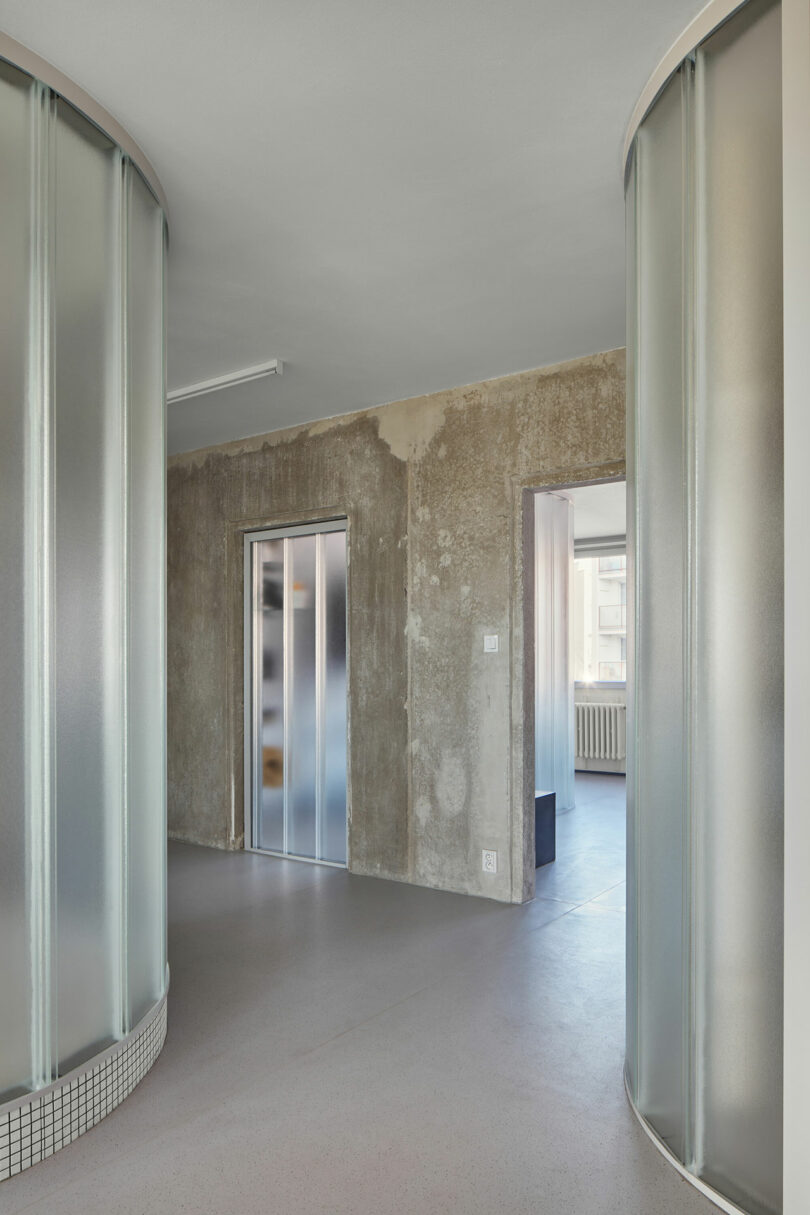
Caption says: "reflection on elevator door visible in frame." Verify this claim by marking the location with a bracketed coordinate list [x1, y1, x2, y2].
[245, 521, 347, 865]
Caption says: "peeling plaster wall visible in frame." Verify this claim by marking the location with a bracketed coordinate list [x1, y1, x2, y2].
[168, 349, 625, 902]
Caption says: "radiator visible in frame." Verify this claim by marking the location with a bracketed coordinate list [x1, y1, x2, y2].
[576, 702, 626, 761]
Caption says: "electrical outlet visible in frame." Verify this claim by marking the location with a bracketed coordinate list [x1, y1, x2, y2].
[482, 849, 498, 874]
[483, 634, 499, 653]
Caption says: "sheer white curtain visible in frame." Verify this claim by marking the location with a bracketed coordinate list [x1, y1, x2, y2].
[534, 492, 574, 812]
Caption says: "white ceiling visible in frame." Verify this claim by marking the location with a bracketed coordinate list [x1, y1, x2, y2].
[0, 0, 704, 454]
[568, 481, 626, 541]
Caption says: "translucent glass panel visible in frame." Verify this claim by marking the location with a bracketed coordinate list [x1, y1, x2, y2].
[322, 531, 348, 863]
[624, 150, 638, 1104]
[0, 63, 166, 1102]
[694, 5, 783, 1210]
[534, 493, 574, 813]
[258, 540, 285, 852]
[53, 99, 122, 1071]
[0, 62, 37, 1101]
[289, 535, 318, 858]
[250, 525, 348, 865]
[126, 165, 167, 1028]
[629, 68, 689, 1161]
[626, 2, 783, 1212]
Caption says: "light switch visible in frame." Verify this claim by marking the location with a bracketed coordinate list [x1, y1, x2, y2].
[483, 634, 499, 653]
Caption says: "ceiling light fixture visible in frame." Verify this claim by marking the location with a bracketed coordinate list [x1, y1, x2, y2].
[167, 358, 283, 404]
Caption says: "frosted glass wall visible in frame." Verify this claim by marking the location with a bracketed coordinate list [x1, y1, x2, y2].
[0, 60, 166, 1100]
[626, 2, 783, 1213]
[534, 493, 574, 812]
[248, 523, 348, 866]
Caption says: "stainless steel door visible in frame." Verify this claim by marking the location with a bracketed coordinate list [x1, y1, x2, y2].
[246, 521, 348, 865]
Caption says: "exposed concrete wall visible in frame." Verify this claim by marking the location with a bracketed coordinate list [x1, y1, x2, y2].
[168, 349, 625, 902]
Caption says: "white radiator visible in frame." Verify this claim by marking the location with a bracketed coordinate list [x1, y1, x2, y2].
[576, 702, 626, 761]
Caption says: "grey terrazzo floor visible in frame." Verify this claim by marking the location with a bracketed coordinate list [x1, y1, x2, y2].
[2, 774, 717, 1214]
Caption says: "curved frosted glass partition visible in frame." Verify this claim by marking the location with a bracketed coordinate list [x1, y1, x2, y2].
[0, 44, 166, 1161]
[625, 2, 783, 1213]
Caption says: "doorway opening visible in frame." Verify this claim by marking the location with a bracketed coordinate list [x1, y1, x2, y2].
[243, 519, 348, 866]
[532, 480, 627, 909]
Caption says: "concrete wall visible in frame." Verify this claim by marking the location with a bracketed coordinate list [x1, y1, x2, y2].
[167, 348, 625, 902]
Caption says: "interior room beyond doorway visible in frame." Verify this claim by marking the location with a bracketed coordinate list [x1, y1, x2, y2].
[533, 479, 627, 916]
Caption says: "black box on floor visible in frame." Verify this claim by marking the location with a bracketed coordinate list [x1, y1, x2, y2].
[535, 790, 556, 867]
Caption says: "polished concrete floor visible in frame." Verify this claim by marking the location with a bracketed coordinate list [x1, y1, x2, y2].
[4, 774, 717, 1214]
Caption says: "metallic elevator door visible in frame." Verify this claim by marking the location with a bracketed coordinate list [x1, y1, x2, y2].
[245, 521, 348, 865]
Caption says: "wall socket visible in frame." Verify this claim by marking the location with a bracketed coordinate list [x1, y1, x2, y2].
[482, 849, 498, 874]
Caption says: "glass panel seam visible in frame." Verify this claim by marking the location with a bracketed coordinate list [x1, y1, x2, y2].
[159, 216, 168, 984]
[629, 132, 643, 1102]
[689, 45, 708, 1178]
[243, 537, 251, 849]
[25, 80, 56, 1090]
[253, 541, 262, 850]
[119, 154, 130, 1037]
[246, 539, 259, 851]
[282, 539, 292, 856]
[680, 55, 699, 1175]
[315, 533, 325, 862]
[342, 531, 350, 865]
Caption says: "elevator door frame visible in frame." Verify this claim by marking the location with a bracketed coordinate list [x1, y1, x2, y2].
[243, 518, 349, 868]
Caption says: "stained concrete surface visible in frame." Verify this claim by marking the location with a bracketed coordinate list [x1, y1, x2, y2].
[167, 409, 410, 881]
[168, 350, 626, 902]
[2, 775, 716, 1214]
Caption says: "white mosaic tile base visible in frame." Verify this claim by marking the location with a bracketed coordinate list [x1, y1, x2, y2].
[0, 997, 167, 1181]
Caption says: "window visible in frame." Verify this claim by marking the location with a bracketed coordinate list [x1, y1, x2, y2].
[573, 552, 627, 682]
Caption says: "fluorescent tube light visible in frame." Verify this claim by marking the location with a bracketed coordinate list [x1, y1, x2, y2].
[167, 359, 283, 404]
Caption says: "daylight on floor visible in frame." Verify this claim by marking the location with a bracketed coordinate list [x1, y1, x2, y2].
[0, 1, 807, 1213]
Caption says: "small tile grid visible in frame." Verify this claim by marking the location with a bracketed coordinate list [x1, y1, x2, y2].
[0, 999, 166, 1182]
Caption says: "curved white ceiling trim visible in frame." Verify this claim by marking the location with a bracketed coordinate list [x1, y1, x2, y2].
[622, 0, 746, 172]
[0, 28, 168, 216]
